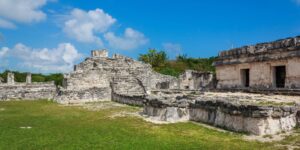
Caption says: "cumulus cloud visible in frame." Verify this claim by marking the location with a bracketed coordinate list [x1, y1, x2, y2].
[63, 8, 116, 45]
[0, 0, 48, 28]
[0, 47, 8, 57]
[2, 43, 82, 73]
[162, 42, 182, 58]
[0, 18, 16, 29]
[104, 28, 148, 50]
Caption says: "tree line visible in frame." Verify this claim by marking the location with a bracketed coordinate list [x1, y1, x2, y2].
[139, 49, 216, 77]
[0, 70, 63, 86]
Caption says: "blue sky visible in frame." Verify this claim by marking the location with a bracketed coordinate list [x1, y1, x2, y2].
[1, 0, 300, 73]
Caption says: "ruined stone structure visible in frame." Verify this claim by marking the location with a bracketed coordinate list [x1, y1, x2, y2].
[143, 91, 299, 135]
[179, 70, 215, 90]
[55, 50, 179, 104]
[214, 36, 300, 91]
[52, 49, 300, 135]
[0, 47, 299, 136]
[0, 73, 56, 100]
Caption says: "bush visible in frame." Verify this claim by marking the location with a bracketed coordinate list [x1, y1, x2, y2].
[139, 49, 216, 77]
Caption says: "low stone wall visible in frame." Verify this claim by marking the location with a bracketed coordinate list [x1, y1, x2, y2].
[189, 100, 297, 135]
[143, 94, 299, 135]
[143, 106, 189, 123]
[55, 87, 111, 104]
[0, 82, 56, 101]
[111, 93, 145, 106]
[143, 95, 191, 122]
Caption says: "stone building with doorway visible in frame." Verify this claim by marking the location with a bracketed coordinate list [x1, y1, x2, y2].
[214, 36, 300, 90]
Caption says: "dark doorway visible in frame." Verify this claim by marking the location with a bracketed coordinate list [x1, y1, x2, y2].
[241, 69, 250, 87]
[275, 66, 286, 88]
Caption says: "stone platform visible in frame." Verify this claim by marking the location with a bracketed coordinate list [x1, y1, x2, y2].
[143, 91, 300, 135]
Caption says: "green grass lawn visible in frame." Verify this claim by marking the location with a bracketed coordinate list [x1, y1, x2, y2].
[0, 100, 296, 150]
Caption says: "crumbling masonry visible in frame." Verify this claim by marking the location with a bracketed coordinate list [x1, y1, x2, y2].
[214, 36, 300, 92]
[55, 50, 179, 104]
[0, 73, 56, 100]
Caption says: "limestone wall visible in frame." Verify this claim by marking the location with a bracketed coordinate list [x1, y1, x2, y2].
[142, 92, 299, 135]
[216, 65, 240, 88]
[189, 100, 297, 135]
[179, 70, 215, 90]
[215, 36, 300, 90]
[55, 87, 111, 104]
[0, 82, 56, 101]
[216, 58, 300, 89]
[111, 93, 145, 106]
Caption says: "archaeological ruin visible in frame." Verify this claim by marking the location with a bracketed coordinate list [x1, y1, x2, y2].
[55, 50, 179, 105]
[214, 36, 300, 93]
[0, 73, 56, 100]
[179, 70, 215, 90]
[1, 36, 300, 136]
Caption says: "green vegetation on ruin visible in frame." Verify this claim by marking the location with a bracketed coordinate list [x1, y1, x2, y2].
[0, 100, 296, 150]
[139, 49, 216, 77]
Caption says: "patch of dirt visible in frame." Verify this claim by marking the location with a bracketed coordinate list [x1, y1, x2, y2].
[243, 130, 298, 143]
[0, 108, 5, 111]
[141, 114, 189, 124]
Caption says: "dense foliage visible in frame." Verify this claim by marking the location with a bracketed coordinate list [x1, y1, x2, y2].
[0, 70, 63, 86]
[139, 49, 216, 77]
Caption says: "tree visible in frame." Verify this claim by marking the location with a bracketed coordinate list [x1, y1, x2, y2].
[139, 50, 217, 77]
[138, 49, 167, 70]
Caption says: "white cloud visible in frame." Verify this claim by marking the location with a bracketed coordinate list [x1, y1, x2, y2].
[104, 28, 148, 50]
[0, 47, 8, 57]
[0, 18, 16, 29]
[0, 0, 48, 28]
[2, 43, 82, 73]
[63, 8, 116, 45]
[162, 42, 182, 58]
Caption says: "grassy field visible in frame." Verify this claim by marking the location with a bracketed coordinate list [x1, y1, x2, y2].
[0, 100, 298, 150]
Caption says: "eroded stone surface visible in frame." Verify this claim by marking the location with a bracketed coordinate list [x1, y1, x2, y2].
[179, 70, 215, 90]
[214, 35, 300, 90]
[0, 82, 56, 101]
[143, 91, 300, 135]
[55, 50, 179, 104]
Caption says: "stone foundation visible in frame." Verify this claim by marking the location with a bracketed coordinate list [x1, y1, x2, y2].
[143, 92, 300, 135]
[189, 100, 297, 135]
[143, 106, 189, 123]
